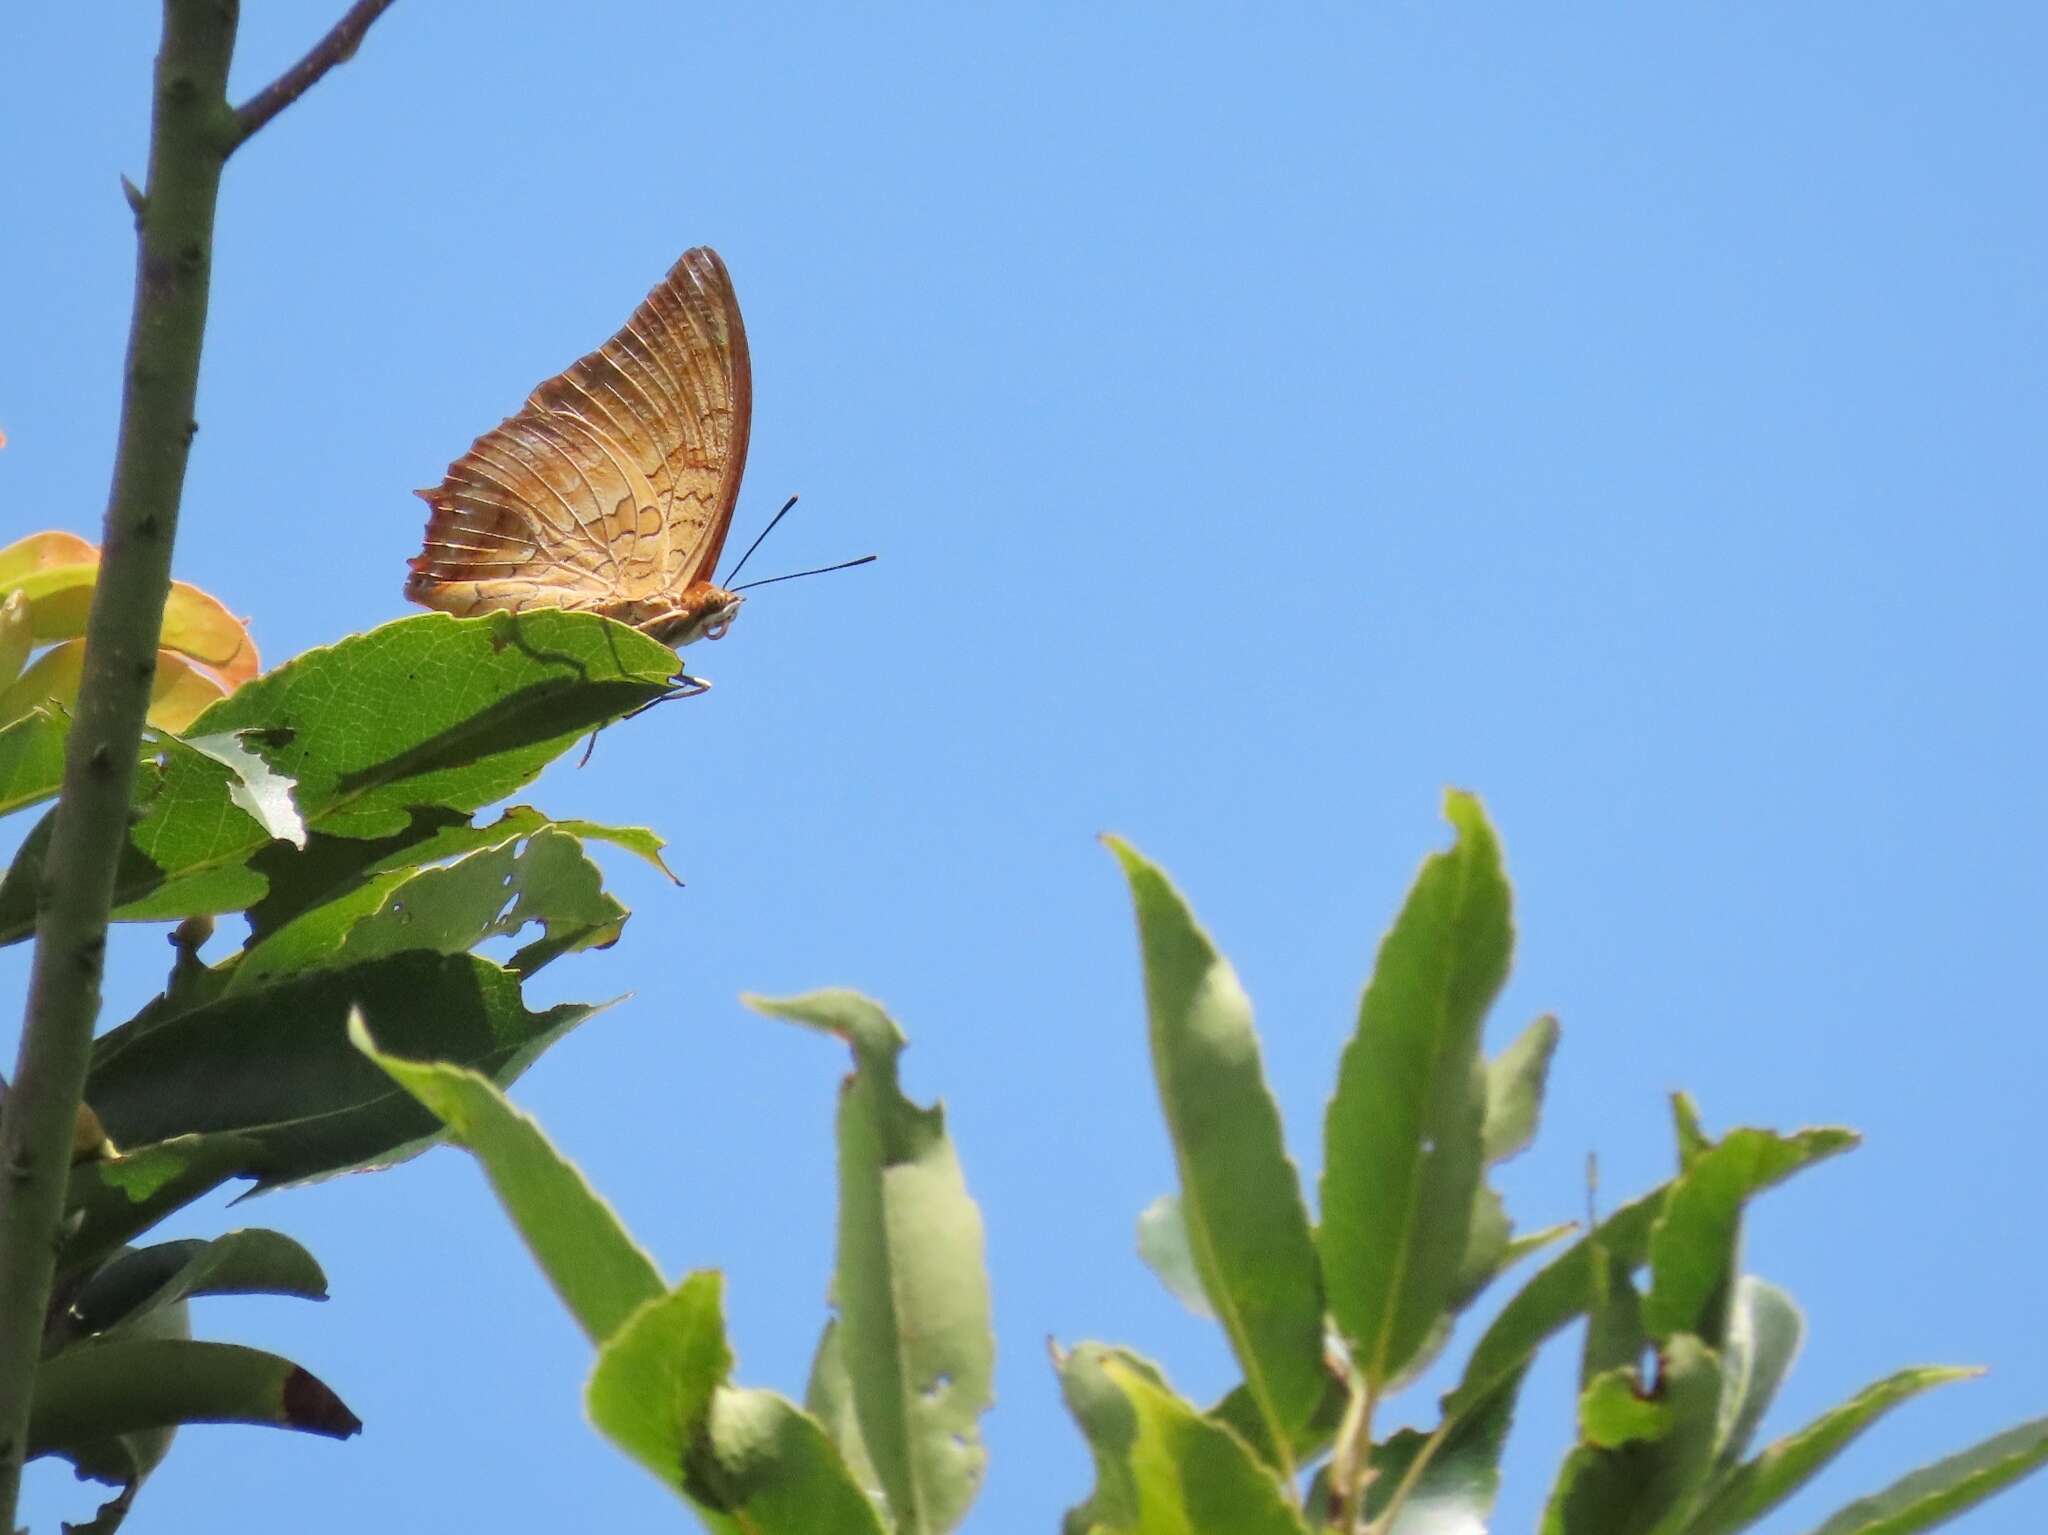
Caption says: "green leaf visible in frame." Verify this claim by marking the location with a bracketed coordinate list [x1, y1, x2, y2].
[1319, 791, 1512, 1388]
[351, 1014, 664, 1344]
[748, 990, 994, 1535]
[1582, 1244, 1648, 1387]
[586, 1272, 731, 1494]
[0, 611, 677, 945]
[1306, 1364, 1528, 1533]
[1057, 1343, 1307, 1535]
[688, 1384, 891, 1535]
[1686, 1366, 1981, 1535]
[1136, 1194, 1215, 1321]
[0, 705, 65, 818]
[1208, 1376, 1348, 1477]
[1445, 1186, 1667, 1427]
[1448, 1209, 1570, 1337]
[1502, 1221, 1579, 1273]
[29, 1340, 360, 1459]
[1483, 1013, 1560, 1165]
[59, 1135, 265, 1286]
[240, 803, 673, 945]
[231, 825, 626, 991]
[88, 951, 605, 1191]
[1541, 1334, 1724, 1535]
[1437, 1213, 1579, 1369]
[1711, 1276, 1804, 1474]
[45, 1252, 194, 1534]
[805, 1320, 886, 1508]
[1643, 1127, 1858, 1345]
[584, 1273, 887, 1531]
[1672, 1094, 1711, 1173]
[62, 1230, 326, 1342]
[1104, 840, 1326, 1467]
[187, 611, 680, 837]
[1449, 1187, 1513, 1316]
[0, 728, 275, 940]
[1581, 1368, 1673, 1448]
[1799, 1415, 2048, 1535]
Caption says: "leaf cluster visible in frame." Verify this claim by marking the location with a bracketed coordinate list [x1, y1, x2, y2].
[1, 604, 686, 1529]
[324, 788, 2048, 1535]
[1060, 796, 2048, 1535]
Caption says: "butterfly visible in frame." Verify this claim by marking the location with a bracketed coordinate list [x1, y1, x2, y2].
[405, 246, 753, 648]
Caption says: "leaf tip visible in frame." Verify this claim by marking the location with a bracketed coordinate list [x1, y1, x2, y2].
[344, 1006, 376, 1058]
[282, 1365, 363, 1440]
[1100, 832, 1142, 872]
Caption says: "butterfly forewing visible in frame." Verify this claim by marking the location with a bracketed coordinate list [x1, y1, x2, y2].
[405, 246, 753, 632]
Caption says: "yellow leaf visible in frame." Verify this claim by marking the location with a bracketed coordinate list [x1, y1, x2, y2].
[0, 531, 260, 693]
[0, 641, 231, 732]
[146, 650, 233, 730]
[0, 590, 29, 687]
[0, 531, 97, 588]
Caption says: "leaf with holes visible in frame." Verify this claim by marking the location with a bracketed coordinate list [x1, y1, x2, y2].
[0, 611, 676, 945]
[229, 826, 625, 992]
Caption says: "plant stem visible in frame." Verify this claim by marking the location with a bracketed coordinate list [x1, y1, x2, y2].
[1327, 1378, 1378, 1534]
[0, 1, 240, 1522]
[229, 0, 398, 150]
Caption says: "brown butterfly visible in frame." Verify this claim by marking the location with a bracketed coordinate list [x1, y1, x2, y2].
[406, 246, 753, 647]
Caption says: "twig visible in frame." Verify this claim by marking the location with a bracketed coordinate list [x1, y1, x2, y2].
[227, 0, 396, 152]
[0, 2, 240, 1524]
[1327, 1379, 1379, 1533]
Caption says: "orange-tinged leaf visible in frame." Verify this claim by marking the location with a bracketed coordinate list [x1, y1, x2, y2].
[160, 580, 259, 687]
[0, 532, 259, 689]
[0, 531, 97, 589]
[0, 642, 232, 732]
[148, 651, 234, 731]
[3, 560, 98, 641]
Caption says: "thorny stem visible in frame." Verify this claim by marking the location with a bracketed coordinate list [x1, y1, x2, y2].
[0, 1, 394, 1523]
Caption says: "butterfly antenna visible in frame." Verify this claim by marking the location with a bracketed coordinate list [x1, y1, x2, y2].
[722, 494, 801, 587]
[731, 554, 878, 594]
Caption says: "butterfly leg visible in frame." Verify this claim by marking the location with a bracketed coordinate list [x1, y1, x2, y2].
[576, 672, 713, 767]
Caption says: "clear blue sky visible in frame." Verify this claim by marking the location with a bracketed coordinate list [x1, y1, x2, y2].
[4, 5, 2045, 1531]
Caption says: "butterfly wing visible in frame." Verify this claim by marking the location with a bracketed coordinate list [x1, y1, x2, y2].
[405, 246, 753, 623]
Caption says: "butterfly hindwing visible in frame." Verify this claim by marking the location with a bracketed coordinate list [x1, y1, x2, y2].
[405, 247, 752, 628]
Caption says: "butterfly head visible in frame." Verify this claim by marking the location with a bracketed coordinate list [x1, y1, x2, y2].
[640, 583, 744, 647]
